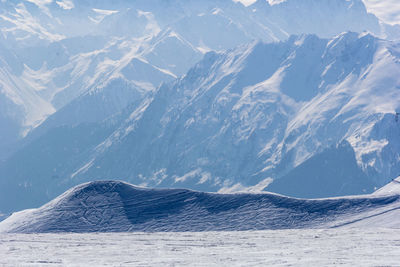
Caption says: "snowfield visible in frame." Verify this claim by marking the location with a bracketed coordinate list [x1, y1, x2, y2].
[1, 229, 400, 266]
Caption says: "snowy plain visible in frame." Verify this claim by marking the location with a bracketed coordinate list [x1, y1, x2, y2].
[1, 229, 400, 266]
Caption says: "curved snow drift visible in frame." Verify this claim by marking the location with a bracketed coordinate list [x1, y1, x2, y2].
[1, 179, 400, 233]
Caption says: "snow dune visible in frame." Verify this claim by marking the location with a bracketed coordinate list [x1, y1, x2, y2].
[1, 178, 400, 233]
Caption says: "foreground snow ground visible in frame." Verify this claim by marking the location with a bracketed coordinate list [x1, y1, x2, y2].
[1, 229, 400, 266]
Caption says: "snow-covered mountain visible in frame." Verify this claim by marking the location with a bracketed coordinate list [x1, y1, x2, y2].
[0, 0, 396, 141]
[1, 179, 399, 233]
[66, 33, 400, 192]
[0, 0, 396, 145]
[1, 0, 400, 213]
[2, 31, 400, 214]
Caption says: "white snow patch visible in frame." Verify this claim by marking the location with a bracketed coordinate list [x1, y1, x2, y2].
[232, 0, 257, 6]
[55, 0, 74, 10]
[348, 136, 388, 167]
[89, 8, 119, 24]
[212, 8, 222, 15]
[218, 178, 273, 193]
[196, 46, 212, 54]
[0, 3, 64, 41]
[137, 10, 160, 36]
[233, 0, 287, 6]
[92, 8, 118, 16]
[173, 169, 211, 184]
[70, 159, 95, 179]
[198, 172, 212, 184]
[24, 0, 52, 17]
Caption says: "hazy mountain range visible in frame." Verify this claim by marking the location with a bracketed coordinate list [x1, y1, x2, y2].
[1, 0, 400, 214]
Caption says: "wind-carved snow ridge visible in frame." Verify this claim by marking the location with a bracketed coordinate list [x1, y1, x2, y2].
[0, 180, 400, 233]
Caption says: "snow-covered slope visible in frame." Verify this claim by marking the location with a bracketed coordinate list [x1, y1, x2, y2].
[0, 180, 399, 233]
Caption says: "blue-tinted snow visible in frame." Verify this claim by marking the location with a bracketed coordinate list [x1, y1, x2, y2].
[1, 179, 399, 233]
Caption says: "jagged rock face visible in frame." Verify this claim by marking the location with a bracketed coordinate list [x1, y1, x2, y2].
[1, 180, 400, 233]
